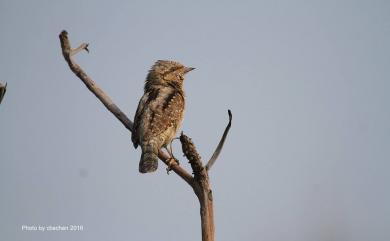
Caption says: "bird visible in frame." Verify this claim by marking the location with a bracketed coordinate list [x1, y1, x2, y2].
[132, 60, 195, 173]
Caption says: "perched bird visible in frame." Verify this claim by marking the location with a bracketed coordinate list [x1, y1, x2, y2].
[132, 60, 195, 173]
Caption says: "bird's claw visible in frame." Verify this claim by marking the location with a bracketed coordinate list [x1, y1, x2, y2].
[166, 157, 179, 174]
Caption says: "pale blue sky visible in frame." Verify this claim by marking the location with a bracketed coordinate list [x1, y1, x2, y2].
[1, 1, 390, 241]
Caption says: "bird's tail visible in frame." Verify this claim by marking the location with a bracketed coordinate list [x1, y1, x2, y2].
[139, 144, 158, 173]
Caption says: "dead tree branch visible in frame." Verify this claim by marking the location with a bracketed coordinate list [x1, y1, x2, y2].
[0, 82, 7, 105]
[206, 110, 232, 171]
[59, 31, 133, 132]
[59, 30, 231, 241]
[180, 133, 215, 240]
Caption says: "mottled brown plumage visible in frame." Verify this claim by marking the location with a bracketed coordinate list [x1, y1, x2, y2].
[132, 60, 195, 173]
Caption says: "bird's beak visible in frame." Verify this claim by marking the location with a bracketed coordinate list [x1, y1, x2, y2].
[184, 67, 195, 74]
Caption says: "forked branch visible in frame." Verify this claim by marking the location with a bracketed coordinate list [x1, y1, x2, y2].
[59, 30, 231, 241]
[59, 30, 193, 185]
[180, 133, 214, 240]
[59, 31, 133, 132]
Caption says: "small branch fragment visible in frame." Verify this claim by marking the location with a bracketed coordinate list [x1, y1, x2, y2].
[206, 109, 232, 171]
[71, 43, 89, 56]
[0, 82, 7, 105]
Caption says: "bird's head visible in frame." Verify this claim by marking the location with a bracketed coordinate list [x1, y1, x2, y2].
[145, 60, 195, 89]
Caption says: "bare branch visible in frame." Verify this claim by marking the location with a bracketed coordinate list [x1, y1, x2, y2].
[157, 149, 194, 186]
[71, 43, 89, 56]
[206, 109, 232, 171]
[59, 30, 193, 185]
[0, 82, 7, 105]
[59, 30, 133, 132]
[180, 132, 214, 241]
[58, 30, 229, 241]
[180, 133, 204, 180]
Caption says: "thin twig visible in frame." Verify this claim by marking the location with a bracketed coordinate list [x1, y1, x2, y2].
[71, 43, 89, 56]
[206, 109, 232, 171]
[59, 30, 193, 185]
[59, 30, 133, 132]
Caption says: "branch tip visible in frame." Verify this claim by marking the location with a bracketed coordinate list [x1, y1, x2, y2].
[71, 43, 90, 56]
[84, 43, 90, 53]
[60, 30, 68, 36]
[205, 110, 232, 171]
[0, 81, 7, 104]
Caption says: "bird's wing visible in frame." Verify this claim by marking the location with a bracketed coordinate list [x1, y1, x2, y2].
[144, 90, 185, 140]
[131, 93, 149, 148]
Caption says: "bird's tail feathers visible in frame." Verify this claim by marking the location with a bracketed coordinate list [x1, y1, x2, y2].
[139, 144, 158, 173]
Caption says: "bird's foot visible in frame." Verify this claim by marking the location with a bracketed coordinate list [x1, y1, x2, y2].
[164, 144, 180, 174]
[166, 157, 179, 174]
